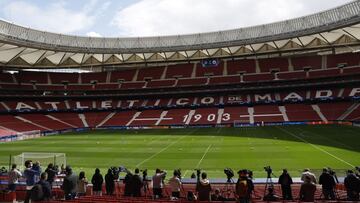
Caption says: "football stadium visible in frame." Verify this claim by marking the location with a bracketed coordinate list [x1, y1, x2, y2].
[0, 0, 360, 202]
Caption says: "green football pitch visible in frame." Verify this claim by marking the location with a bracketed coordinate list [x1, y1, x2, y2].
[0, 125, 359, 179]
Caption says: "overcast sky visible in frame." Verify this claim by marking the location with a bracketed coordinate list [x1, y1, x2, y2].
[0, 0, 354, 37]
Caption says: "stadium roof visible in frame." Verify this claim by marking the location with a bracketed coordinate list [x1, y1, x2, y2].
[0, 1, 360, 68]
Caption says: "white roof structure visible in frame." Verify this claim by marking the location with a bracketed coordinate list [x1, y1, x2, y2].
[0, 1, 359, 68]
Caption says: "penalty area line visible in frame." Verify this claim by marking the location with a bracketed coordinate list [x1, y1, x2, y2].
[135, 129, 196, 168]
[195, 144, 213, 169]
[276, 126, 354, 168]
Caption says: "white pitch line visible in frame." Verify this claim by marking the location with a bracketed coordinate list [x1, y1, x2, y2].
[136, 129, 195, 167]
[195, 144, 213, 169]
[277, 126, 354, 168]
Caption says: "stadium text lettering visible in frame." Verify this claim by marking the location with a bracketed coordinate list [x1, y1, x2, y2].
[10, 88, 360, 110]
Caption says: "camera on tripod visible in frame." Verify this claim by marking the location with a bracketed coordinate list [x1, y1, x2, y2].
[264, 166, 272, 178]
[141, 169, 148, 178]
[192, 168, 201, 180]
[224, 168, 234, 182]
[174, 168, 182, 179]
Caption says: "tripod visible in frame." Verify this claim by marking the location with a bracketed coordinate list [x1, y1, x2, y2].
[223, 177, 235, 199]
[264, 172, 276, 197]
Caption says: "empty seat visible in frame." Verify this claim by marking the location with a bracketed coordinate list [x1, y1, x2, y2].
[292, 55, 322, 70]
[227, 59, 256, 74]
[177, 78, 207, 86]
[327, 53, 360, 68]
[120, 82, 145, 89]
[146, 79, 175, 88]
[166, 63, 193, 78]
[0, 72, 15, 83]
[81, 72, 107, 83]
[277, 71, 306, 80]
[137, 67, 165, 81]
[209, 75, 240, 85]
[258, 57, 289, 72]
[18, 71, 48, 84]
[50, 73, 79, 84]
[243, 73, 274, 82]
[308, 68, 340, 79]
[110, 69, 136, 82]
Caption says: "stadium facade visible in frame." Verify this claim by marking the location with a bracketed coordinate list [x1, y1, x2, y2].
[0, 1, 359, 138]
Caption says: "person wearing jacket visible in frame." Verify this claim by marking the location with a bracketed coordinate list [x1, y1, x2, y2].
[278, 169, 293, 200]
[91, 168, 104, 196]
[196, 172, 212, 201]
[152, 168, 167, 198]
[105, 169, 115, 195]
[61, 166, 78, 200]
[24, 160, 41, 203]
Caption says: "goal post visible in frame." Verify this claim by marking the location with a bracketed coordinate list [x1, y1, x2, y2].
[11, 152, 66, 171]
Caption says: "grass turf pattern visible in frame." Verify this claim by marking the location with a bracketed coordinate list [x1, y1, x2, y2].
[0, 125, 359, 179]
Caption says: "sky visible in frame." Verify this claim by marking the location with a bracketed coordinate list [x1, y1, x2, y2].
[0, 0, 354, 38]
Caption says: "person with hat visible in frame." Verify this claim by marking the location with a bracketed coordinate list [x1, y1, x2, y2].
[61, 166, 78, 200]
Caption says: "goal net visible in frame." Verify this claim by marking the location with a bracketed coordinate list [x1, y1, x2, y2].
[12, 152, 66, 171]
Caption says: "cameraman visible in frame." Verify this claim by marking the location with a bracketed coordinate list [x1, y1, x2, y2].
[319, 168, 336, 200]
[168, 169, 182, 199]
[152, 168, 167, 198]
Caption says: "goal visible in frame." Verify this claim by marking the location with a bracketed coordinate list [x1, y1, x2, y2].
[12, 152, 66, 171]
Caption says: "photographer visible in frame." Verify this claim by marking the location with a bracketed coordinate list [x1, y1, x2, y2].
[168, 169, 182, 199]
[319, 168, 336, 200]
[131, 168, 143, 197]
[24, 160, 41, 203]
[278, 169, 293, 200]
[152, 168, 167, 198]
[45, 163, 58, 187]
[196, 172, 212, 201]
[344, 170, 360, 201]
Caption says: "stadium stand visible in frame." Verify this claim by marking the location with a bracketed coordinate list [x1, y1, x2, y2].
[137, 67, 165, 81]
[17, 71, 48, 84]
[110, 69, 137, 82]
[50, 72, 79, 84]
[258, 57, 289, 72]
[196, 62, 224, 77]
[227, 59, 257, 74]
[81, 72, 107, 84]
[291, 55, 322, 70]
[165, 63, 194, 78]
